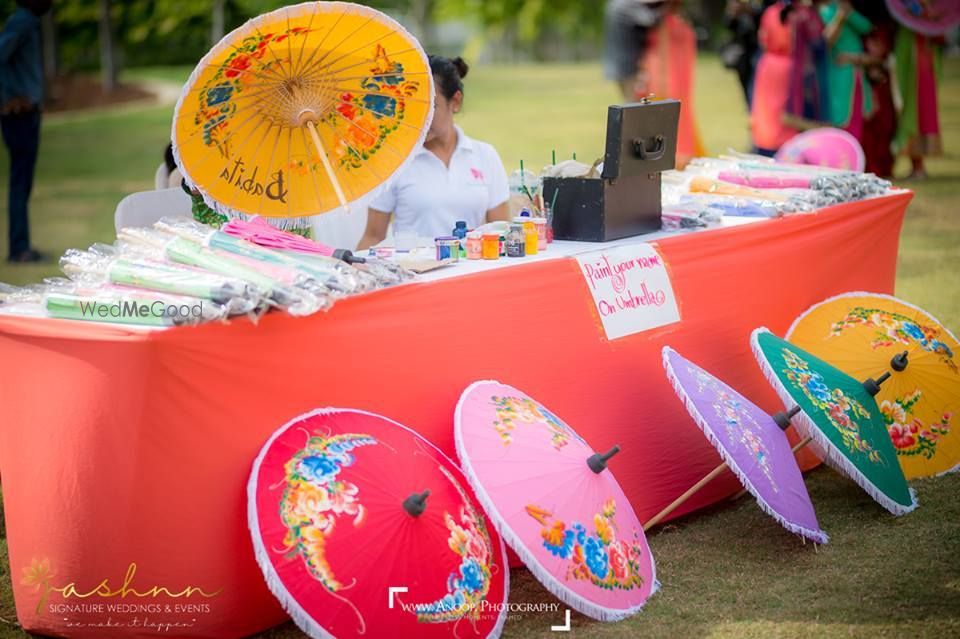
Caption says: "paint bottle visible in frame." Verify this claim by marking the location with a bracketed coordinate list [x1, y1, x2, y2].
[523, 221, 538, 255]
[465, 231, 482, 260]
[533, 217, 548, 250]
[481, 233, 500, 260]
[506, 224, 526, 257]
[452, 220, 468, 258]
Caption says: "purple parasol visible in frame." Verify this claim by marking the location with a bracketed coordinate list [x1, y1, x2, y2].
[660, 347, 828, 543]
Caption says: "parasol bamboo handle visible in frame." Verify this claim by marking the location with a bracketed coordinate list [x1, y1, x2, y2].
[305, 120, 350, 215]
[643, 460, 729, 531]
[729, 435, 815, 501]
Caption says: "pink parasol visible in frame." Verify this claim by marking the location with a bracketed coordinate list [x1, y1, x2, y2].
[775, 128, 866, 172]
[454, 381, 657, 622]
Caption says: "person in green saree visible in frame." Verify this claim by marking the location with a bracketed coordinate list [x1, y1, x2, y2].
[820, 0, 873, 139]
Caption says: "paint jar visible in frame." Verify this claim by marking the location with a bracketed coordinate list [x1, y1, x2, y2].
[434, 236, 460, 262]
[506, 224, 526, 257]
[465, 231, 482, 260]
[533, 217, 548, 250]
[481, 233, 500, 260]
[523, 221, 538, 255]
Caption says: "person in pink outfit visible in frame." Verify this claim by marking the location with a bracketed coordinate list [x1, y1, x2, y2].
[750, 2, 797, 156]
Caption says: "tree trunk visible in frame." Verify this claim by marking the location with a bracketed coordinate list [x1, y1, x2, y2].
[41, 8, 57, 80]
[98, 0, 117, 93]
[212, 0, 226, 45]
[409, 0, 435, 46]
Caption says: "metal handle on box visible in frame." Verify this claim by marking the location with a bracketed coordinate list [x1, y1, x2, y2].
[632, 135, 665, 162]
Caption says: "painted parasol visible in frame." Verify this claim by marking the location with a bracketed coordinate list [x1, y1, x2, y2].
[775, 127, 865, 172]
[787, 292, 960, 478]
[648, 347, 828, 543]
[885, 0, 960, 37]
[455, 381, 657, 622]
[751, 328, 917, 516]
[172, 1, 433, 226]
[248, 408, 509, 639]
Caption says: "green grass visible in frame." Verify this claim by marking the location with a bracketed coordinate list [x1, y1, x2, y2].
[1, 58, 960, 638]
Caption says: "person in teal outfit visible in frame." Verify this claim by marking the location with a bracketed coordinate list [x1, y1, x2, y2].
[820, 1, 873, 139]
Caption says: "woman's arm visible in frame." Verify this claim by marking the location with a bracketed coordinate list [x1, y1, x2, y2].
[822, 2, 848, 50]
[485, 202, 510, 223]
[357, 208, 391, 250]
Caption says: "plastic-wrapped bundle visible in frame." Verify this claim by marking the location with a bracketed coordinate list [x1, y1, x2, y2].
[41, 282, 229, 327]
[717, 171, 813, 190]
[222, 216, 415, 287]
[60, 248, 261, 316]
[155, 218, 372, 295]
[661, 203, 723, 231]
[676, 193, 783, 218]
[117, 228, 330, 317]
[0, 283, 47, 318]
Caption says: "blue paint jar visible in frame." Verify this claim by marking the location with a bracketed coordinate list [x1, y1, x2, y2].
[434, 236, 460, 262]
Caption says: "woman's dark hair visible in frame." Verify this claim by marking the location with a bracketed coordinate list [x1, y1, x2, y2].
[164, 143, 177, 173]
[428, 55, 469, 101]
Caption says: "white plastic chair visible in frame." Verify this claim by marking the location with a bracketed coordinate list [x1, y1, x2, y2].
[114, 187, 193, 232]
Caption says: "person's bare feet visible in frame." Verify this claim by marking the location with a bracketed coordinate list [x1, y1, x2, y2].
[902, 169, 929, 181]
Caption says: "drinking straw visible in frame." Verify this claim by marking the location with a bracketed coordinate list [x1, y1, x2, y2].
[552, 149, 556, 165]
[517, 159, 536, 203]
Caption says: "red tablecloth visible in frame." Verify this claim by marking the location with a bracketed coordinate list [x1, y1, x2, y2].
[0, 192, 910, 638]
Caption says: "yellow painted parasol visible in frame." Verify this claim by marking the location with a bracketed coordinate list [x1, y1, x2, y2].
[171, 1, 434, 225]
[787, 293, 960, 478]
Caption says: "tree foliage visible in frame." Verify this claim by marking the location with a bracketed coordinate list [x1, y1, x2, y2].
[0, 0, 712, 75]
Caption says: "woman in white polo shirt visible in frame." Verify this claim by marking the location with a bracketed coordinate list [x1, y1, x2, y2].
[357, 55, 511, 249]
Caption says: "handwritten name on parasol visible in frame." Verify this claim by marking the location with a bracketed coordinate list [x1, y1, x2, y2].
[576, 243, 680, 340]
[219, 159, 288, 203]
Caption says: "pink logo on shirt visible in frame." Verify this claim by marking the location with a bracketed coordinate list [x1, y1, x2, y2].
[470, 168, 485, 182]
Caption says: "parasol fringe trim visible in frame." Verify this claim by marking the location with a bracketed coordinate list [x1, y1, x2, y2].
[750, 328, 919, 517]
[454, 380, 659, 623]
[660, 346, 830, 544]
[934, 462, 960, 477]
[171, 1, 436, 225]
[248, 406, 511, 639]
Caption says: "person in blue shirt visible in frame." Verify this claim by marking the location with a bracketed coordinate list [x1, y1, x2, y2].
[0, 0, 50, 263]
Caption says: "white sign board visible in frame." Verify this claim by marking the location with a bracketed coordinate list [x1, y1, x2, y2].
[575, 243, 681, 340]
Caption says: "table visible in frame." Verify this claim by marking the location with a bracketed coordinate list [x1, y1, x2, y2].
[0, 192, 910, 638]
